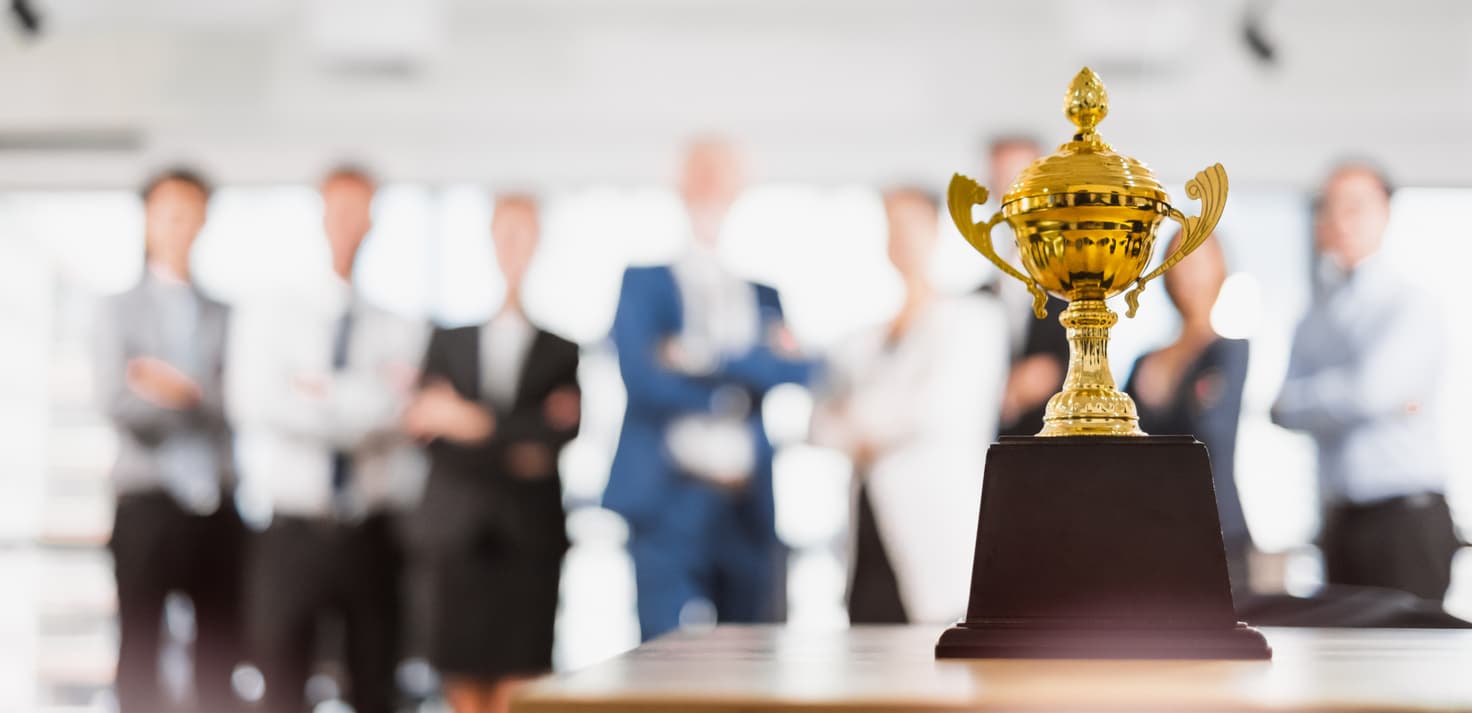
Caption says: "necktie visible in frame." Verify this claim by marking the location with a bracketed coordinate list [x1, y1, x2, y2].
[332, 310, 353, 369]
[331, 311, 353, 511]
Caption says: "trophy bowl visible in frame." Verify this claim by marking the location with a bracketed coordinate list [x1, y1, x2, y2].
[1004, 182, 1169, 303]
[948, 67, 1228, 437]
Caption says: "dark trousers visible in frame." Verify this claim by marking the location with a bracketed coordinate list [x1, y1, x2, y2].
[628, 509, 784, 642]
[247, 513, 402, 713]
[110, 490, 246, 713]
[1320, 493, 1462, 602]
[847, 484, 908, 625]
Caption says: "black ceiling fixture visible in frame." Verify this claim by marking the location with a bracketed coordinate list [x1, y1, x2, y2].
[1242, 0, 1277, 66]
[10, 0, 41, 36]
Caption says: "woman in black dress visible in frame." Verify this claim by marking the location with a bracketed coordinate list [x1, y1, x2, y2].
[1123, 230, 1252, 592]
[403, 194, 580, 713]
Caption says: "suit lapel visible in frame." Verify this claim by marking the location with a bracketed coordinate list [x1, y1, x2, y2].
[451, 326, 483, 401]
[133, 281, 167, 361]
[512, 330, 550, 410]
[661, 264, 684, 335]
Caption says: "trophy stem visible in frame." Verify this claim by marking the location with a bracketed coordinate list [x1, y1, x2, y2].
[1038, 299, 1144, 437]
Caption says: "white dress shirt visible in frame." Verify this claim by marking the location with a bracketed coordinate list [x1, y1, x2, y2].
[480, 308, 535, 410]
[227, 277, 429, 521]
[1273, 255, 1448, 505]
[811, 293, 1008, 623]
[664, 245, 761, 485]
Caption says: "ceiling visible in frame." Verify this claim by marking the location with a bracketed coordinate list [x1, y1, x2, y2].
[0, 0, 1468, 188]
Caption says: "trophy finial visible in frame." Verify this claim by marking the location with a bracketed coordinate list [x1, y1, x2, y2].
[1065, 67, 1108, 135]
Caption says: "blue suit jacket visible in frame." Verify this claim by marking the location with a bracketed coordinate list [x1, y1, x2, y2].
[603, 265, 814, 542]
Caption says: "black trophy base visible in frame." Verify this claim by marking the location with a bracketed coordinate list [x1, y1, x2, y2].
[935, 436, 1271, 660]
[936, 621, 1270, 660]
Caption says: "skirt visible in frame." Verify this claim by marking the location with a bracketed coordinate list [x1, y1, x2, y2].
[426, 545, 563, 678]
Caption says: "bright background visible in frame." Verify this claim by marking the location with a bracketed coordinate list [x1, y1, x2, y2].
[1, 1, 1471, 711]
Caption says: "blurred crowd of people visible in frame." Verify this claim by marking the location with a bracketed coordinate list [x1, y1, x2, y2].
[96, 137, 1464, 713]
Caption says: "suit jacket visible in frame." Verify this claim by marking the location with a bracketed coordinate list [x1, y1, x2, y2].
[1126, 338, 1252, 548]
[95, 273, 234, 510]
[999, 294, 1069, 437]
[603, 265, 814, 541]
[227, 286, 429, 519]
[410, 322, 579, 557]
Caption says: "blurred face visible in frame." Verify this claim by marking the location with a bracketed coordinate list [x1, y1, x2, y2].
[1162, 232, 1227, 322]
[144, 179, 208, 274]
[321, 174, 375, 278]
[680, 140, 745, 246]
[1315, 167, 1390, 269]
[884, 192, 938, 282]
[989, 140, 1040, 197]
[492, 198, 540, 292]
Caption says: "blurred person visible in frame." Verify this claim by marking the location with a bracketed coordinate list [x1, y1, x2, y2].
[1272, 162, 1460, 602]
[810, 187, 1007, 624]
[96, 168, 247, 712]
[227, 167, 428, 713]
[604, 139, 816, 641]
[1123, 230, 1252, 592]
[983, 136, 1069, 437]
[403, 194, 580, 713]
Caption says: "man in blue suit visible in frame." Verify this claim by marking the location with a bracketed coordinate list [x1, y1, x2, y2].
[605, 139, 815, 641]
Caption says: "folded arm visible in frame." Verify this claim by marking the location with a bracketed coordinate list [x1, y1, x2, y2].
[1273, 298, 1444, 433]
[612, 270, 721, 416]
[722, 343, 817, 393]
[497, 354, 582, 450]
[93, 305, 189, 444]
[227, 308, 410, 450]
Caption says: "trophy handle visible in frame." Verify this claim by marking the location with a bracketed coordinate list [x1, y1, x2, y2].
[1122, 163, 1229, 318]
[947, 174, 1049, 319]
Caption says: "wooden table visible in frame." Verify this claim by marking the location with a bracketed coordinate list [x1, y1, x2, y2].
[514, 625, 1472, 712]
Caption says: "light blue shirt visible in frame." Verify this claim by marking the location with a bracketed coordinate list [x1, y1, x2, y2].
[145, 274, 219, 511]
[1272, 255, 1447, 505]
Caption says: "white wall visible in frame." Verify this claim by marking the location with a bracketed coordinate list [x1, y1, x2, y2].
[0, 0, 1468, 189]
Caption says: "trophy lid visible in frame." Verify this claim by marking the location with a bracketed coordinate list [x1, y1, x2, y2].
[1002, 67, 1168, 206]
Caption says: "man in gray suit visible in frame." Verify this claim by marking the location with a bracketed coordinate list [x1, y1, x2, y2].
[95, 168, 245, 712]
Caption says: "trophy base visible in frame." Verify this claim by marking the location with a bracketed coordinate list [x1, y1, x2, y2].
[936, 435, 1271, 661]
[1037, 414, 1144, 437]
[936, 620, 1270, 660]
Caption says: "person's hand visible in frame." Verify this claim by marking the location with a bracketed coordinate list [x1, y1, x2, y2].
[1130, 352, 1173, 411]
[543, 386, 580, 431]
[402, 378, 494, 445]
[659, 338, 688, 369]
[382, 362, 420, 398]
[851, 440, 879, 470]
[766, 322, 801, 358]
[506, 442, 553, 480]
[660, 337, 718, 375]
[292, 372, 330, 399]
[1001, 354, 1064, 425]
[126, 357, 202, 410]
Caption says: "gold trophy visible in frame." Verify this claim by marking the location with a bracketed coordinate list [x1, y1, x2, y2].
[948, 67, 1226, 437]
[936, 68, 1268, 661]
